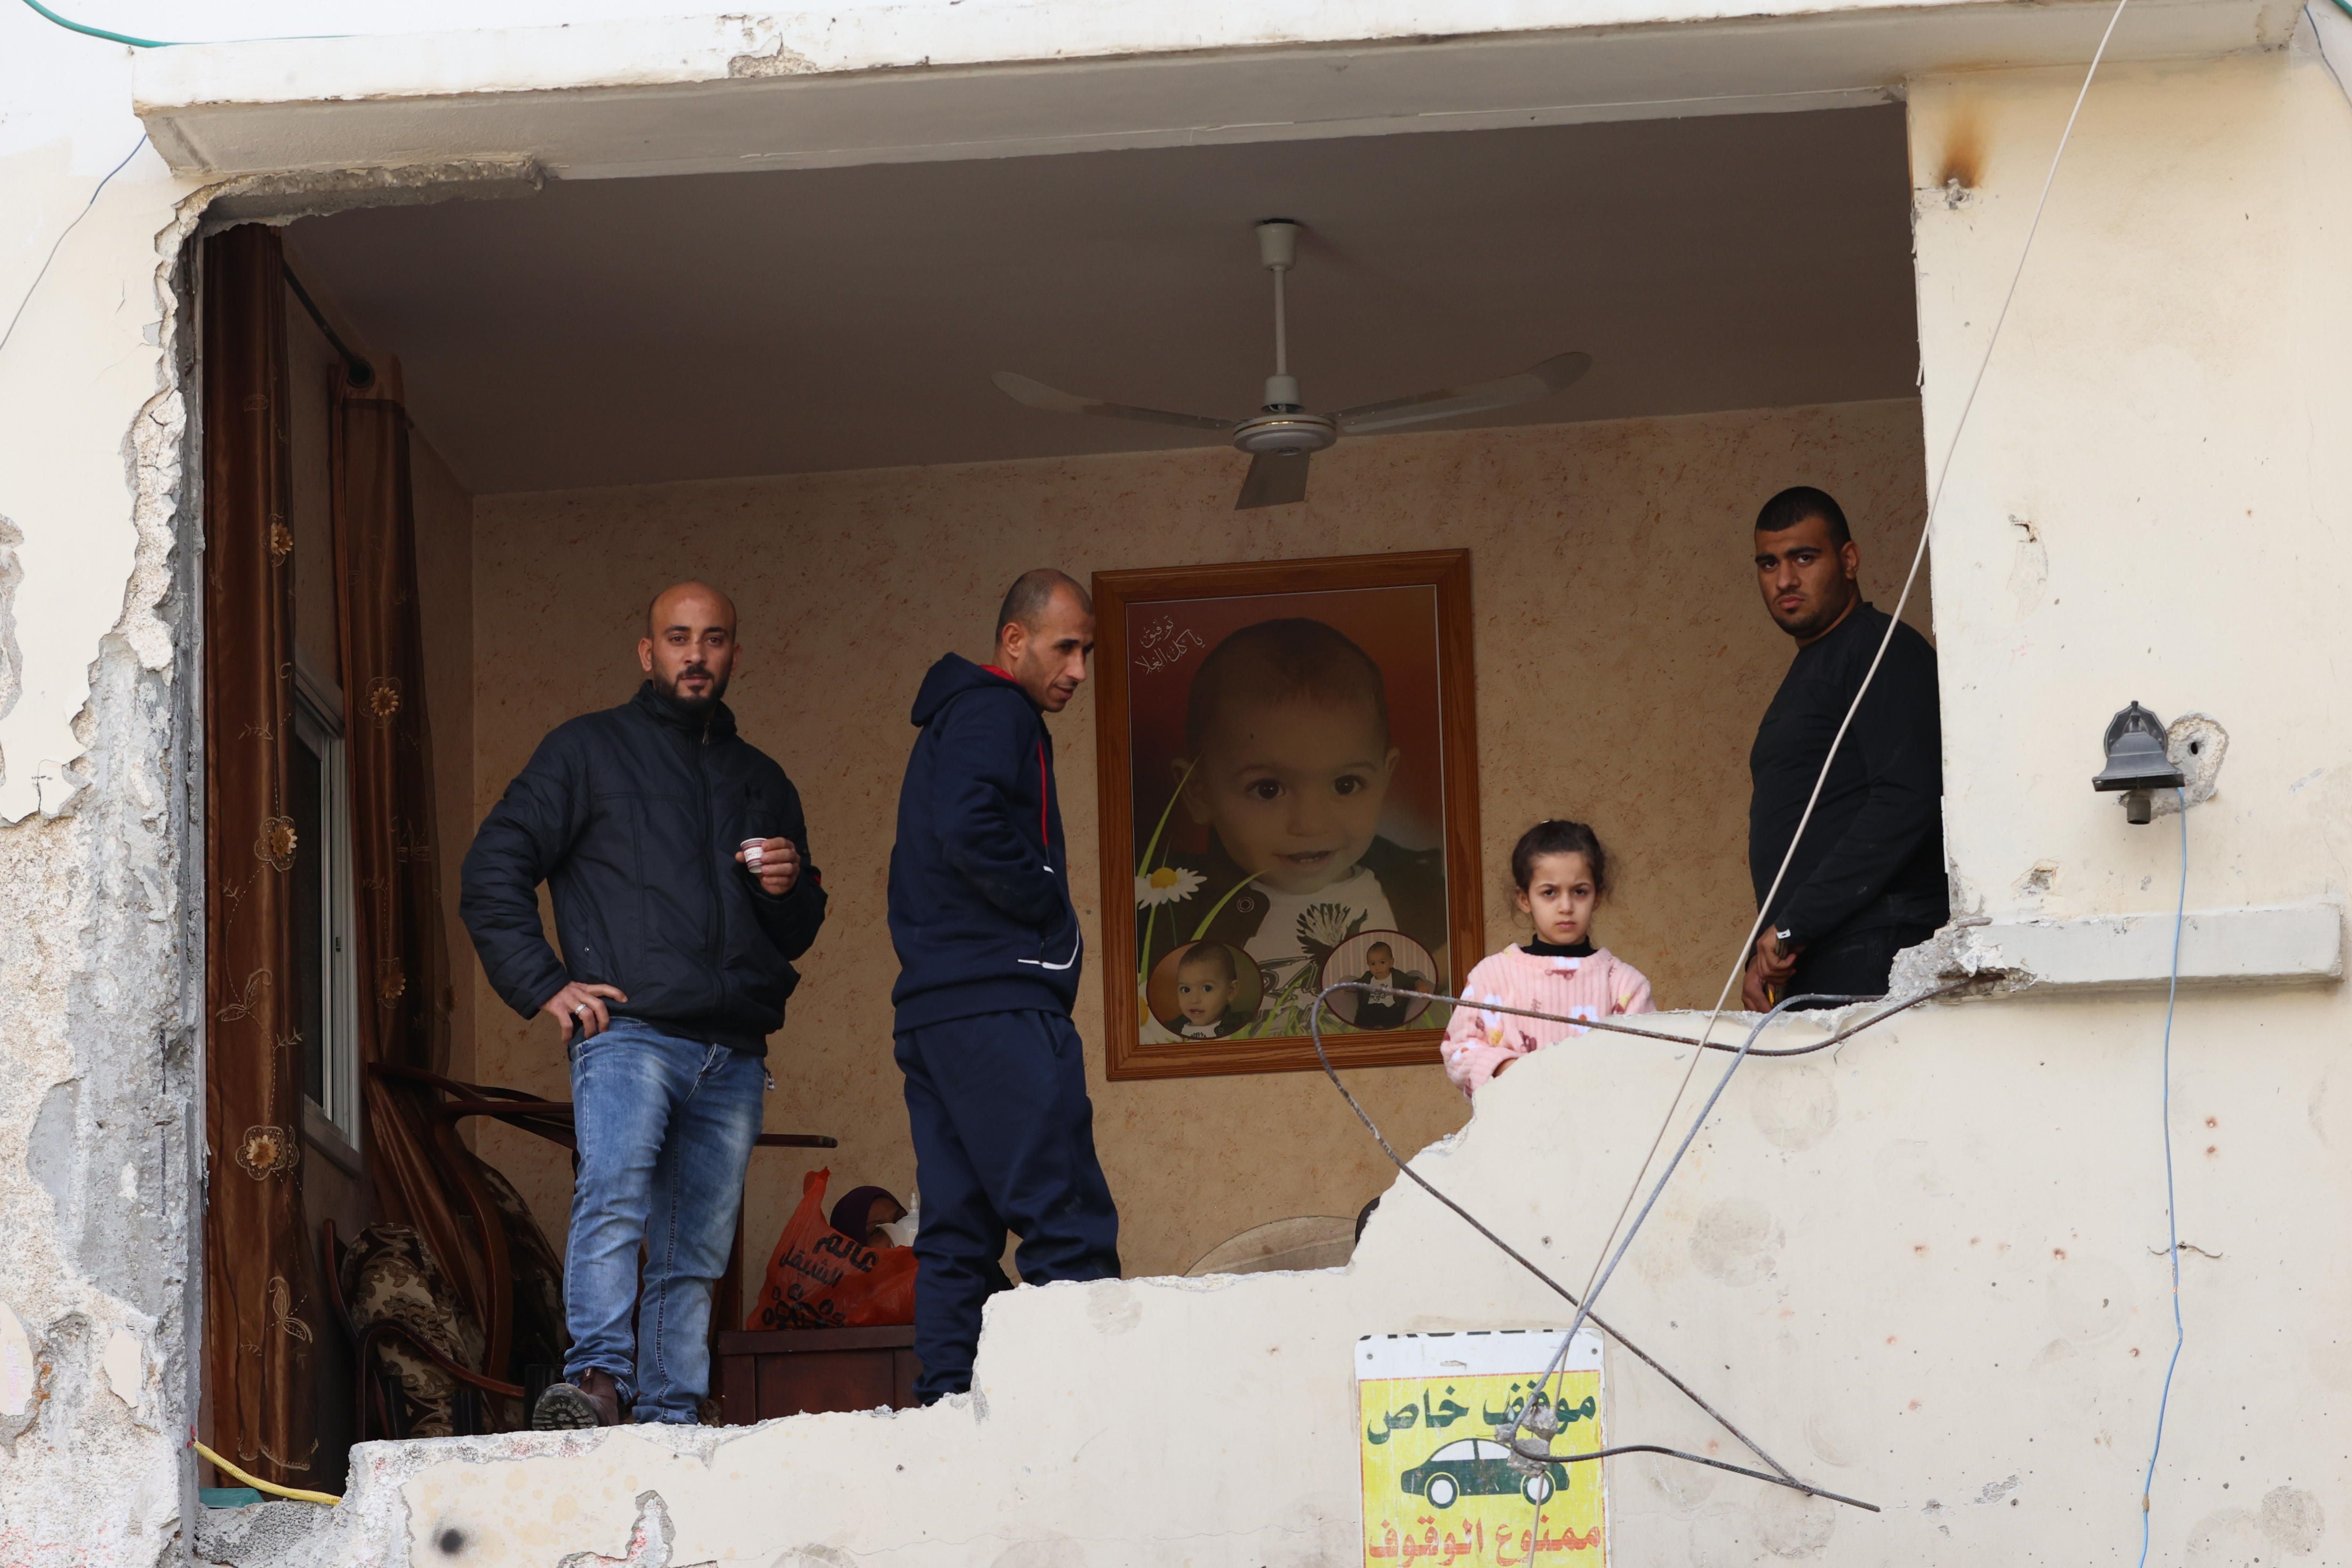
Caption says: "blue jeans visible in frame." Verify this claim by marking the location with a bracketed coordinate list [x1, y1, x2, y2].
[565, 1018, 764, 1422]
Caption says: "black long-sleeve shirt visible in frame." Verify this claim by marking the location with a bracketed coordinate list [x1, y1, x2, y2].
[1748, 602, 1948, 948]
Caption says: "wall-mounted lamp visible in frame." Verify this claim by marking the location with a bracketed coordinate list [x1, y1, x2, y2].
[2092, 700, 2186, 824]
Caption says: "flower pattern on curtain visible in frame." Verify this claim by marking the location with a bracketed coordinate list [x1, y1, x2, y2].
[201, 223, 319, 1481]
[331, 368, 507, 1375]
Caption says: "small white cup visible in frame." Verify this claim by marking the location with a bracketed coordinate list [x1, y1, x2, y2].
[740, 836, 767, 871]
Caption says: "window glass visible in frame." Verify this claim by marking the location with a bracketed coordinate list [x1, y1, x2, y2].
[289, 666, 356, 1144]
[288, 727, 327, 1107]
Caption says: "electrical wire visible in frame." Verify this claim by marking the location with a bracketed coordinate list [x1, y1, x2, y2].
[283, 266, 375, 389]
[17, 0, 174, 47]
[1310, 980, 1962, 1513]
[191, 1439, 341, 1505]
[1554, 0, 2137, 1427]
[1328, 980, 1966, 1058]
[2311, 1, 2352, 105]
[0, 132, 147, 362]
[1504, 991, 1848, 1465]
[16, 0, 347, 48]
[2134, 789, 2190, 1568]
[1508, 1445, 1878, 1510]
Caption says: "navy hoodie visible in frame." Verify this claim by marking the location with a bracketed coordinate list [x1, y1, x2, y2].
[888, 655, 1082, 1030]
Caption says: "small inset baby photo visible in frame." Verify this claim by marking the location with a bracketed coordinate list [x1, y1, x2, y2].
[1146, 940, 1265, 1041]
[1320, 931, 1437, 1032]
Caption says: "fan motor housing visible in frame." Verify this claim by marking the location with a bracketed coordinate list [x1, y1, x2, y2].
[1232, 410, 1338, 456]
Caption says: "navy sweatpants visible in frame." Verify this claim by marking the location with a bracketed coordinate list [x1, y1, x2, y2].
[894, 1010, 1121, 1402]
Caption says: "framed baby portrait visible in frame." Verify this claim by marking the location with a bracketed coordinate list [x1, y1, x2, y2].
[1093, 549, 1484, 1080]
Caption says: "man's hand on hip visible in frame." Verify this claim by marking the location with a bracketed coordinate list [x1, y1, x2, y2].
[737, 837, 801, 897]
[542, 980, 628, 1044]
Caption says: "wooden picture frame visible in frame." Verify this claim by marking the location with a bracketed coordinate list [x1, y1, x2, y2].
[1094, 550, 1483, 1080]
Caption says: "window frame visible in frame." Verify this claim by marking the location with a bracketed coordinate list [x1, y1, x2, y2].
[289, 652, 361, 1150]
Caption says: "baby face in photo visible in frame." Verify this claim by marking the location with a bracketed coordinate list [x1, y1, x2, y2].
[1366, 944, 1394, 981]
[1181, 620, 1400, 898]
[1175, 945, 1239, 1027]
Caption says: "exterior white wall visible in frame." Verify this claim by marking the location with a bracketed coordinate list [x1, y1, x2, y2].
[2, 2, 2350, 1566]
[1913, 41, 2352, 930]
[306, 986, 2346, 1568]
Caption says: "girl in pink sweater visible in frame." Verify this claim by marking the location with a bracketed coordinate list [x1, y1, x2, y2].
[1443, 820, 1655, 1098]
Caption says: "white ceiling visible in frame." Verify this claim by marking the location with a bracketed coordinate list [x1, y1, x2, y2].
[286, 103, 1917, 496]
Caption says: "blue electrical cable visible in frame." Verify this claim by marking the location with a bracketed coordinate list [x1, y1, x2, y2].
[16, 0, 347, 47]
[17, 0, 176, 46]
[2135, 788, 2190, 1568]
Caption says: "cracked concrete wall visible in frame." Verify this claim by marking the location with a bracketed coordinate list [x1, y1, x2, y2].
[228, 984, 2351, 1568]
[0, 7, 213, 1557]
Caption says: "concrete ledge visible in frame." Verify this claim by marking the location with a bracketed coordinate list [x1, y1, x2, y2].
[1944, 902, 2343, 992]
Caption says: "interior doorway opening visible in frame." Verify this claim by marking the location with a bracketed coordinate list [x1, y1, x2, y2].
[197, 100, 1931, 1490]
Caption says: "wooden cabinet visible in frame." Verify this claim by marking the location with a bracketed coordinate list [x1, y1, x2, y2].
[712, 1326, 920, 1423]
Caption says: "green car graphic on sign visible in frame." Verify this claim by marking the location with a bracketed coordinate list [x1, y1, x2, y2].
[1399, 1438, 1571, 1508]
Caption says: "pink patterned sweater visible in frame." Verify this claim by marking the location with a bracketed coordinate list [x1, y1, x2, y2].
[1441, 944, 1656, 1097]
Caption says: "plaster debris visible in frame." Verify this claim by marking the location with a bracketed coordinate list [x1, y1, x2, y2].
[198, 159, 544, 229]
[2146, 714, 2228, 819]
[0, 1305, 33, 1416]
[729, 39, 818, 77]
[194, 1500, 350, 1568]
[558, 1492, 715, 1568]
[102, 1326, 142, 1407]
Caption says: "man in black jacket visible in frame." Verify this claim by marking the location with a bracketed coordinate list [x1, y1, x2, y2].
[461, 581, 825, 1428]
[887, 568, 1120, 1403]
[1743, 488, 1947, 1010]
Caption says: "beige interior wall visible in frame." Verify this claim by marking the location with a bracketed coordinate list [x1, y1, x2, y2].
[464, 397, 1928, 1281]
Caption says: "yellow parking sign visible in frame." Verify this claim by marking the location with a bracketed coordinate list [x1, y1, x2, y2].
[1356, 1330, 1606, 1568]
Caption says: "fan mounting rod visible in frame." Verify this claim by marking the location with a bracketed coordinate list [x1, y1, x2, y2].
[1258, 220, 1302, 408]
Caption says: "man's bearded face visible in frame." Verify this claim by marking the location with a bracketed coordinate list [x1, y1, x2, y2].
[640, 590, 739, 713]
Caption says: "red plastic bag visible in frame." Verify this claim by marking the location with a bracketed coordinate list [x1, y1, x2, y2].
[748, 1167, 917, 1330]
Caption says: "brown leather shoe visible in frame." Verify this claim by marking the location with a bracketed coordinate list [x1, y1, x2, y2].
[532, 1368, 623, 1429]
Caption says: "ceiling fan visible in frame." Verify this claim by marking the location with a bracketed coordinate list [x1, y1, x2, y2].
[993, 220, 1591, 509]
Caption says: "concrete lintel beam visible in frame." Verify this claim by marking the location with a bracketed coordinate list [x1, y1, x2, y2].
[132, 0, 2288, 183]
[1947, 902, 2344, 992]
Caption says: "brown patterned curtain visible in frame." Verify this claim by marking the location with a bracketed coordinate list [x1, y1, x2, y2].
[330, 371, 507, 1370]
[201, 223, 320, 1482]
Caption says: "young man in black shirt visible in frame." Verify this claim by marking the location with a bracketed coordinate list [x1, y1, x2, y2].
[1742, 487, 1947, 1010]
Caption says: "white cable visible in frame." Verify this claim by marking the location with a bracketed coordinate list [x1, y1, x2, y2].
[1557, 0, 2137, 1443]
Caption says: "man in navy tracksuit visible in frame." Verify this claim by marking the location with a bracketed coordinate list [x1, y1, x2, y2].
[887, 567, 1121, 1402]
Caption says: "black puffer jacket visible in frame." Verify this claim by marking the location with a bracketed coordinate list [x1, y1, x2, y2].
[460, 683, 826, 1057]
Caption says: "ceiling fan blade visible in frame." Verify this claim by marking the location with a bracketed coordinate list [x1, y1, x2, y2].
[1330, 350, 1592, 436]
[993, 371, 1232, 433]
[1236, 450, 1311, 510]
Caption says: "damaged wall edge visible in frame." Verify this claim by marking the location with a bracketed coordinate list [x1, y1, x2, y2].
[195, 159, 545, 230]
[1915, 901, 2344, 992]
